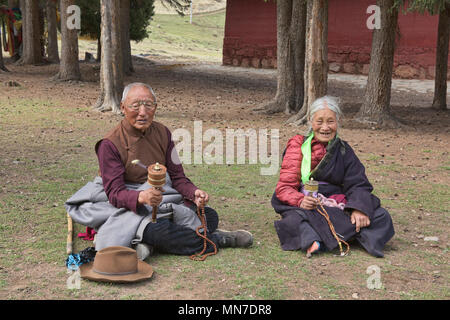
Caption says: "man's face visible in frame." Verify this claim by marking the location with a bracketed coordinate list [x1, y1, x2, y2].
[121, 86, 157, 133]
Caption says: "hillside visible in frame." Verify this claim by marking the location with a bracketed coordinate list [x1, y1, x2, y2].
[154, 0, 226, 14]
[130, 7, 226, 63]
[76, 3, 226, 64]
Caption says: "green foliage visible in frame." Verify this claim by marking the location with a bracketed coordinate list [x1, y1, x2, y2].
[76, 0, 155, 42]
[408, 0, 448, 14]
[130, 0, 155, 43]
[394, 0, 449, 15]
[76, 0, 100, 40]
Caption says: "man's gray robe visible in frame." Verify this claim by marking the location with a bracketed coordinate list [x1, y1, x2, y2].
[65, 174, 202, 251]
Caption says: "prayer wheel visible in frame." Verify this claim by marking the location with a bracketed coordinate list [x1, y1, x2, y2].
[303, 179, 319, 198]
[147, 162, 167, 223]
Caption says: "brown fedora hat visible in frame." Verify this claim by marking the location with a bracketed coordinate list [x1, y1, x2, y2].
[80, 246, 153, 283]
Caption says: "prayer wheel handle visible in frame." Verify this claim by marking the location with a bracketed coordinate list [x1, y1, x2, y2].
[147, 162, 167, 223]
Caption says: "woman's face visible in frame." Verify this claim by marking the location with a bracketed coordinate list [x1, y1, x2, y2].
[310, 108, 338, 143]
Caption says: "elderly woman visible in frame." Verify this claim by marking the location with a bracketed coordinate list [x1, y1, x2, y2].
[272, 96, 394, 257]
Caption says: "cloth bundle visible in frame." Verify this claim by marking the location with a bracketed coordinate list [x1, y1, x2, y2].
[65, 247, 97, 271]
[317, 193, 346, 210]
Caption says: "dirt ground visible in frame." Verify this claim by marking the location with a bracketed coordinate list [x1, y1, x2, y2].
[0, 55, 449, 300]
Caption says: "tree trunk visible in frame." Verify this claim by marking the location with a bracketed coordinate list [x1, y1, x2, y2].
[1, 0, 10, 72]
[97, 37, 101, 62]
[432, 2, 450, 110]
[18, 0, 42, 65]
[94, 0, 123, 114]
[38, 2, 45, 58]
[355, 0, 400, 127]
[8, 0, 18, 8]
[54, 0, 80, 80]
[111, 0, 123, 104]
[253, 0, 306, 115]
[287, 0, 328, 125]
[121, 0, 133, 75]
[0, 27, 8, 72]
[46, 0, 59, 63]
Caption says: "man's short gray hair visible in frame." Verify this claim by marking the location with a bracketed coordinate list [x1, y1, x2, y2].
[121, 82, 157, 103]
[305, 95, 343, 136]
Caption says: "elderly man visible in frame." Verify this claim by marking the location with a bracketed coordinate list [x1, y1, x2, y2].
[66, 82, 253, 259]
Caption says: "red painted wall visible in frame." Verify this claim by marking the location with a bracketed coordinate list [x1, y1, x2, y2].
[223, 0, 277, 68]
[223, 0, 449, 79]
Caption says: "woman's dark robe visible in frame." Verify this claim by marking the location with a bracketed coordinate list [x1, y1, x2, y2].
[272, 137, 395, 257]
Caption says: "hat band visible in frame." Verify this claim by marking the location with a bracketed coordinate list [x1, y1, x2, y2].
[93, 268, 138, 276]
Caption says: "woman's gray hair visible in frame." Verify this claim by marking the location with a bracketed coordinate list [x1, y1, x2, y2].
[121, 82, 157, 103]
[305, 95, 343, 136]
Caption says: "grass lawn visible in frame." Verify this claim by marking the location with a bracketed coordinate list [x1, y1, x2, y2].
[0, 5, 448, 300]
[78, 11, 226, 63]
[0, 91, 448, 300]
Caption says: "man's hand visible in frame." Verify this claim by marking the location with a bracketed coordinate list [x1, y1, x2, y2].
[194, 189, 209, 208]
[351, 209, 370, 232]
[138, 187, 163, 207]
[299, 195, 319, 210]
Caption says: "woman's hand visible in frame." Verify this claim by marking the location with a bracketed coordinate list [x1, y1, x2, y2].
[351, 209, 370, 232]
[299, 195, 319, 210]
[138, 187, 163, 207]
[194, 189, 209, 207]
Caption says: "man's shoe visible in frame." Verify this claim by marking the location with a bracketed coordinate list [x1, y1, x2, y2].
[213, 229, 253, 248]
[135, 243, 154, 260]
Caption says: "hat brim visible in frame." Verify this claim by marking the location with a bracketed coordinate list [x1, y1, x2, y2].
[80, 260, 153, 283]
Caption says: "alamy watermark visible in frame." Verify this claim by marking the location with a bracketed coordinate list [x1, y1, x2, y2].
[67, 5, 380, 31]
[171, 121, 280, 176]
[366, 5, 381, 30]
[62, 3, 381, 171]
[66, 5, 81, 30]
[366, 265, 383, 289]
[66, 269, 81, 290]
